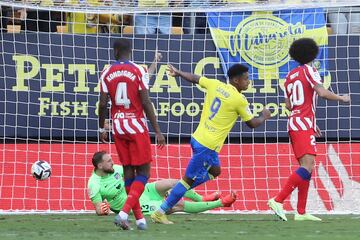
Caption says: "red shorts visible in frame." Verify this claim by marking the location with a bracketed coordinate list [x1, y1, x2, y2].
[114, 132, 152, 166]
[289, 129, 317, 160]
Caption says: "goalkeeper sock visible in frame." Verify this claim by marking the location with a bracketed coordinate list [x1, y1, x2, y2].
[275, 167, 310, 203]
[297, 171, 311, 214]
[122, 175, 148, 216]
[160, 179, 190, 213]
[183, 200, 222, 213]
[184, 189, 203, 202]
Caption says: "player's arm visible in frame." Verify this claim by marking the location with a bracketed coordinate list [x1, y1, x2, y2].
[148, 52, 162, 76]
[92, 200, 111, 216]
[88, 183, 110, 215]
[167, 64, 200, 84]
[283, 86, 292, 110]
[237, 97, 271, 128]
[139, 89, 166, 148]
[98, 91, 109, 143]
[246, 108, 271, 128]
[284, 98, 291, 111]
[314, 84, 350, 103]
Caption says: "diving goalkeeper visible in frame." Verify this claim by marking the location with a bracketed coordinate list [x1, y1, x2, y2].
[88, 151, 236, 221]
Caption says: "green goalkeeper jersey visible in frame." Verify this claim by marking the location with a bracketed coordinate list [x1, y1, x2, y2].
[87, 165, 127, 211]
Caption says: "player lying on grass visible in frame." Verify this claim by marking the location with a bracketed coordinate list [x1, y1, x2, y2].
[151, 63, 271, 224]
[268, 38, 350, 222]
[88, 151, 237, 217]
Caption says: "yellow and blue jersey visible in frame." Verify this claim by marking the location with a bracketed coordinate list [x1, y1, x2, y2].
[192, 76, 253, 152]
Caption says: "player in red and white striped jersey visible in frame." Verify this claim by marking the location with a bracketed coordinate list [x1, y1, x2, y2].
[268, 38, 350, 221]
[98, 39, 165, 230]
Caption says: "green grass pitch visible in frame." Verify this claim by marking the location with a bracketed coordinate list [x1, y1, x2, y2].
[1, 214, 359, 240]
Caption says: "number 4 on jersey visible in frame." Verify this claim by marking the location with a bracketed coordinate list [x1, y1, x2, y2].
[115, 82, 131, 108]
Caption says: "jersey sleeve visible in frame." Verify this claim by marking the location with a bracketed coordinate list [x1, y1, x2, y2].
[138, 66, 150, 90]
[198, 76, 219, 90]
[283, 75, 289, 99]
[236, 95, 254, 122]
[88, 179, 102, 203]
[100, 66, 111, 93]
[305, 65, 322, 88]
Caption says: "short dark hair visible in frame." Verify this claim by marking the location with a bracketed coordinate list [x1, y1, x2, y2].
[289, 38, 319, 65]
[227, 64, 249, 79]
[92, 151, 107, 168]
[113, 39, 131, 59]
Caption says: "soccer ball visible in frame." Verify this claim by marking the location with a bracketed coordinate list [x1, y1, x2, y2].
[31, 160, 52, 180]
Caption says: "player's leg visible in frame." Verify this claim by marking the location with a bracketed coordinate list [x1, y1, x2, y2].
[294, 154, 321, 221]
[268, 130, 317, 221]
[151, 138, 219, 224]
[297, 154, 314, 215]
[168, 191, 236, 214]
[117, 163, 150, 230]
[157, 150, 216, 213]
[133, 163, 150, 229]
[113, 137, 134, 229]
[189, 138, 221, 189]
[154, 179, 209, 202]
[115, 165, 136, 230]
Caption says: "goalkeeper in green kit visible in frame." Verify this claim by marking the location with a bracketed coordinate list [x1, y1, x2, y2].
[88, 151, 236, 216]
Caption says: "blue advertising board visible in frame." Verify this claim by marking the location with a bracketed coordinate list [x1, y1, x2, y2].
[0, 34, 358, 139]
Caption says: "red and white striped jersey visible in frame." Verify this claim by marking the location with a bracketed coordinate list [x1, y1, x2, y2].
[284, 64, 322, 131]
[100, 61, 149, 135]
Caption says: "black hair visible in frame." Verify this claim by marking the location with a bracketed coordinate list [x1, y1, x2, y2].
[92, 151, 107, 168]
[113, 39, 131, 60]
[227, 64, 249, 79]
[289, 38, 319, 65]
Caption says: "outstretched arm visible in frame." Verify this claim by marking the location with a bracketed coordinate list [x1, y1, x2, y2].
[167, 64, 200, 84]
[314, 84, 350, 103]
[246, 108, 271, 129]
[148, 52, 162, 76]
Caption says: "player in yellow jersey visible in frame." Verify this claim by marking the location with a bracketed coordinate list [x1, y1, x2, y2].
[151, 64, 271, 224]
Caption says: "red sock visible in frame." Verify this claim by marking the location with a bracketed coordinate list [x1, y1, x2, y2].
[132, 202, 144, 220]
[121, 180, 146, 214]
[124, 180, 143, 219]
[125, 185, 131, 194]
[275, 171, 303, 203]
[297, 179, 310, 214]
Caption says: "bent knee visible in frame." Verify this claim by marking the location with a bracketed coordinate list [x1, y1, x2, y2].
[209, 167, 221, 178]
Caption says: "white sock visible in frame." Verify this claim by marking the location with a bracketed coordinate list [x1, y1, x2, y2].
[136, 218, 146, 226]
[119, 211, 128, 220]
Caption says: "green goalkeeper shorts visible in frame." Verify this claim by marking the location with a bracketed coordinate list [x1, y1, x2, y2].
[139, 182, 164, 215]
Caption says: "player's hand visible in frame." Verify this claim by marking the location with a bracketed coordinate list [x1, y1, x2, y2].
[99, 131, 108, 143]
[315, 125, 322, 137]
[167, 64, 180, 77]
[261, 108, 271, 120]
[104, 119, 112, 131]
[100, 200, 110, 215]
[156, 132, 166, 149]
[340, 94, 350, 103]
[154, 52, 162, 62]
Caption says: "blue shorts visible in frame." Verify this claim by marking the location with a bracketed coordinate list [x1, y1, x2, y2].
[185, 138, 220, 181]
